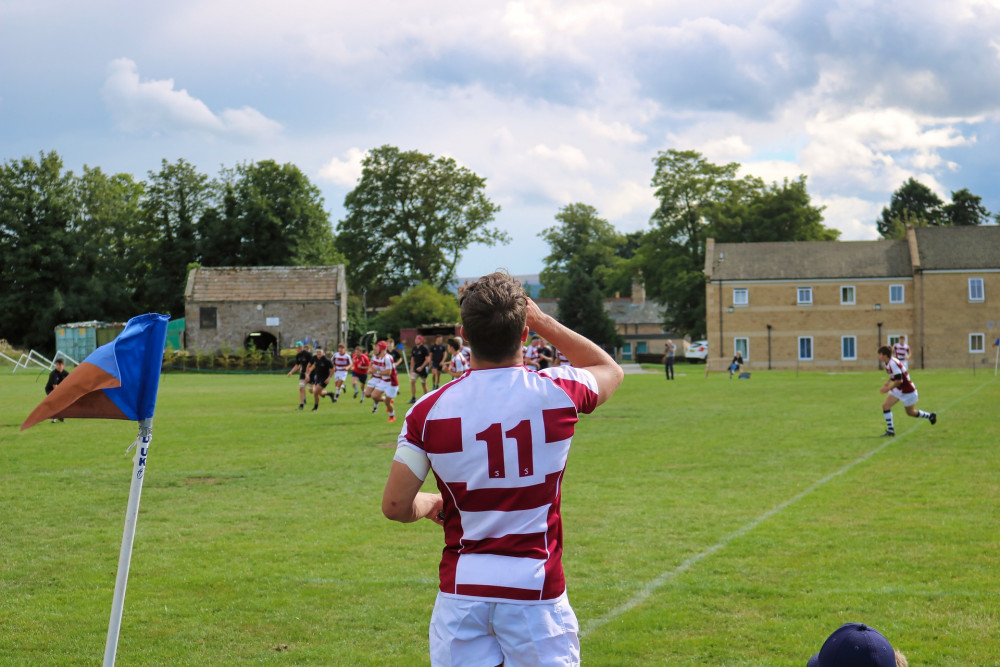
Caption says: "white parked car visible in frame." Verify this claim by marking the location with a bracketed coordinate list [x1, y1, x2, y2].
[685, 340, 709, 362]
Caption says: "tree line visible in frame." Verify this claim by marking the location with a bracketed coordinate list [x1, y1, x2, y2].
[2, 146, 994, 353]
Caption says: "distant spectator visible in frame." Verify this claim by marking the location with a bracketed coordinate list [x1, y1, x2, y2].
[808, 623, 907, 667]
[45, 359, 70, 423]
[662, 341, 676, 380]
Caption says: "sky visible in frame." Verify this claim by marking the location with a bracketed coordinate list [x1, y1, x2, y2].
[3, 0, 999, 278]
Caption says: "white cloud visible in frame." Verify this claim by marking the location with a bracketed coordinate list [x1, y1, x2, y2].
[318, 147, 366, 187]
[101, 58, 281, 138]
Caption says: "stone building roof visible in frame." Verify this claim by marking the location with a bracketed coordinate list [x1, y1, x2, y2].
[185, 266, 344, 302]
[912, 225, 1000, 270]
[706, 239, 912, 280]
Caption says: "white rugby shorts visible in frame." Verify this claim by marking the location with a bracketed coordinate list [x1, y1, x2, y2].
[333, 370, 348, 382]
[890, 387, 919, 407]
[429, 592, 579, 667]
[383, 384, 399, 398]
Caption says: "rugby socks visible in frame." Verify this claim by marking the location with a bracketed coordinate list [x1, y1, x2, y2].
[916, 410, 932, 420]
[883, 411, 895, 434]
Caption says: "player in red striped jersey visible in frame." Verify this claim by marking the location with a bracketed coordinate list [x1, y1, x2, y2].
[878, 345, 936, 436]
[382, 272, 623, 666]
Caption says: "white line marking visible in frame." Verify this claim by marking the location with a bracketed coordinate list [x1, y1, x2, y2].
[580, 377, 996, 637]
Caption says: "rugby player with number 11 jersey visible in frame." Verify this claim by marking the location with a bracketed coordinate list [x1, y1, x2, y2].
[382, 272, 624, 667]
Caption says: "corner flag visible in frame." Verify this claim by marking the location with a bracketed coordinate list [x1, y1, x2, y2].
[21, 313, 169, 430]
[20, 313, 169, 666]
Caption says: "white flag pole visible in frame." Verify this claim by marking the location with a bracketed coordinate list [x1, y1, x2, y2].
[994, 341, 998, 377]
[103, 417, 153, 667]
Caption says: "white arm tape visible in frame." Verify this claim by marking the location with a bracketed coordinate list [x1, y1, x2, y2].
[394, 444, 431, 481]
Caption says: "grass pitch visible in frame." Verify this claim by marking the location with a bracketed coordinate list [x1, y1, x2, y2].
[1, 364, 997, 665]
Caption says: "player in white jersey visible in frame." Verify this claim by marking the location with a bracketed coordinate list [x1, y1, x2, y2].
[445, 337, 468, 379]
[366, 341, 398, 422]
[892, 334, 911, 370]
[878, 345, 936, 436]
[382, 272, 624, 667]
[320, 342, 353, 403]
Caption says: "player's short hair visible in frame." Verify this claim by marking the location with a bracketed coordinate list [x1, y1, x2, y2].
[446, 337, 461, 351]
[459, 271, 527, 363]
[54, 358, 64, 365]
[878, 345, 892, 357]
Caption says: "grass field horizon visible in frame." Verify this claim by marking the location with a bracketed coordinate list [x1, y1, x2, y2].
[2, 364, 998, 665]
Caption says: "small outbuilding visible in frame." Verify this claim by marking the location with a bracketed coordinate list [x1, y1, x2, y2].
[184, 266, 348, 353]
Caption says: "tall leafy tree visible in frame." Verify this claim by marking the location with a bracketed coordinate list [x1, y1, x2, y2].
[556, 265, 621, 352]
[205, 160, 340, 267]
[538, 203, 627, 298]
[0, 151, 82, 350]
[336, 145, 507, 304]
[943, 188, 991, 227]
[73, 166, 148, 319]
[877, 178, 945, 238]
[637, 150, 741, 337]
[140, 159, 213, 315]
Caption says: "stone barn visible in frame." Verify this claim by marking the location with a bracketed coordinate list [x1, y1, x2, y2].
[184, 266, 348, 353]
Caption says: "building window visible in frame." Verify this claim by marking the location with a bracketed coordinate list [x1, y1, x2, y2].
[840, 286, 855, 305]
[841, 336, 857, 360]
[797, 287, 813, 305]
[622, 342, 632, 360]
[798, 336, 813, 361]
[969, 278, 985, 302]
[734, 337, 749, 360]
[636, 341, 648, 355]
[889, 284, 905, 304]
[199, 307, 218, 329]
[733, 288, 749, 306]
[887, 334, 901, 347]
[970, 333, 985, 353]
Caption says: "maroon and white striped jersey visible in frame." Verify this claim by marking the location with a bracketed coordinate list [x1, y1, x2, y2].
[332, 352, 352, 372]
[892, 342, 910, 365]
[370, 352, 394, 381]
[885, 357, 915, 393]
[396, 365, 599, 603]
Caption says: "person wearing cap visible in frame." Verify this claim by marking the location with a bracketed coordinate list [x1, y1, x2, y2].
[286, 342, 313, 410]
[808, 623, 907, 667]
[408, 335, 431, 404]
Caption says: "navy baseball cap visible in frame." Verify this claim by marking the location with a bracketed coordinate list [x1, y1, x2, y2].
[807, 623, 896, 667]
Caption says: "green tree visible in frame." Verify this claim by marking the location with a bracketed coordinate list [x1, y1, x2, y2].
[336, 145, 507, 304]
[943, 188, 991, 227]
[374, 282, 460, 340]
[538, 203, 627, 298]
[139, 159, 213, 315]
[0, 151, 83, 350]
[877, 178, 945, 238]
[74, 166, 148, 320]
[205, 160, 340, 267]
[712, 177, 837, 243]
[556, 266, 621, 352]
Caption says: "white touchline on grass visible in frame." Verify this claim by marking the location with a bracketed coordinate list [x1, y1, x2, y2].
[580, 377, 996, 638]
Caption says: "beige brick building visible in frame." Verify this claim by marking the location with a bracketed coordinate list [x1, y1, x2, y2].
[184, 266, 348, 353]
[704, 226, 1000, 371]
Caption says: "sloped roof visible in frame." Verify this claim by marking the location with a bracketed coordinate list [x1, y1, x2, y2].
[913, 225, 1000, 270]
[185, 266, 343, 302]
[708, 239, 912, 280]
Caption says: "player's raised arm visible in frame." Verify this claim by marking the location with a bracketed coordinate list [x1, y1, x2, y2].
[525, 297, 623, 406]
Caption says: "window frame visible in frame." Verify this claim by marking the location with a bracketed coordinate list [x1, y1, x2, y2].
[199, 307, 218, 329]
[969, 278, 985, 303]
[732, 287, 749, 307]
[889, 284, 905, 304]
[970, 333, 985, 354]
[621, 342, 632, 360]
[840, 285, 856, 305]
[841, 335, 857, 361]
[797, 286, 813, 306]
[798, 336, 814, 361]
[734, 337, 749, 361]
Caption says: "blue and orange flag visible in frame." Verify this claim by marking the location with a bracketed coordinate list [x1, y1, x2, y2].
[21, 313, 169, 430]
